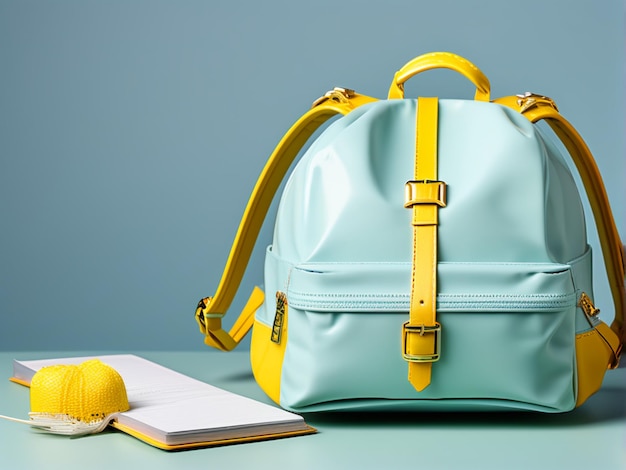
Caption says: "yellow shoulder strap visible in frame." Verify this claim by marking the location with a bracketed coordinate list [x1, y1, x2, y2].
[195, 88, 378, 351]
[495, 94, 625, 365]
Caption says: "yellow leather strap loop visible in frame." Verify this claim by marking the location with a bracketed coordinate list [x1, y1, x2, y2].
[403, 97, 443, 391]
[195, 287, 264, 351]
[494, 94, 625, 364]
[388, 52, 491, 102]
[196, 91, 378, 351]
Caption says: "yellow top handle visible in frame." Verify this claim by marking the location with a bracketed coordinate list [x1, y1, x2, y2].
[388, 52, 491, 101]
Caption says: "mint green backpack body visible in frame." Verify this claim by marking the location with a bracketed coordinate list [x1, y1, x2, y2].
[195, 53, 624, 413]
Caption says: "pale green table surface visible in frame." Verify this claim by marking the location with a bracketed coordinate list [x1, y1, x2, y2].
[0, 351, 624, 470]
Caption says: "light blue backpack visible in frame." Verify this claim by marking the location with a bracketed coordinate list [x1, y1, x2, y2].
[196, 52, 624, 412]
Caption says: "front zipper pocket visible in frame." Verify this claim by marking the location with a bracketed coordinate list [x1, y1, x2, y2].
[287, 261, 577, 312]
[277, 261, 579, 412]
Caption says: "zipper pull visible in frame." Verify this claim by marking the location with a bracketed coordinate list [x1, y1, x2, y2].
[578, 292, 600, 320]
[271, 292, 287, 344]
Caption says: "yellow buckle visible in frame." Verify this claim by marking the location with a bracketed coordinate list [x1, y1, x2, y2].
[402, 321, 441, 362]
[404, 180, 447, 208]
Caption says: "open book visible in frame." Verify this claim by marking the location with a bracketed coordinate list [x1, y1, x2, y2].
[10, 354, 315, 450]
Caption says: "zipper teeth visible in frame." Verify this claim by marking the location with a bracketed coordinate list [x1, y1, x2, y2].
[288, 292, 576, 312]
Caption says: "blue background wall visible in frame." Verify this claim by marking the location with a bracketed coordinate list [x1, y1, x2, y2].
[1, 0, 624, 351]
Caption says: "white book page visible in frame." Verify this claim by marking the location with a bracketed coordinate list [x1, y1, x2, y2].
[14, 354, 305, 443]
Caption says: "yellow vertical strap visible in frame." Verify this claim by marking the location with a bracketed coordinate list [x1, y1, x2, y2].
[403, 97, 444, 392]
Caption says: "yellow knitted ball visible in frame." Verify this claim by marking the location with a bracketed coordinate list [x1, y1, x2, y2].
[30, 359, 130, 423]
